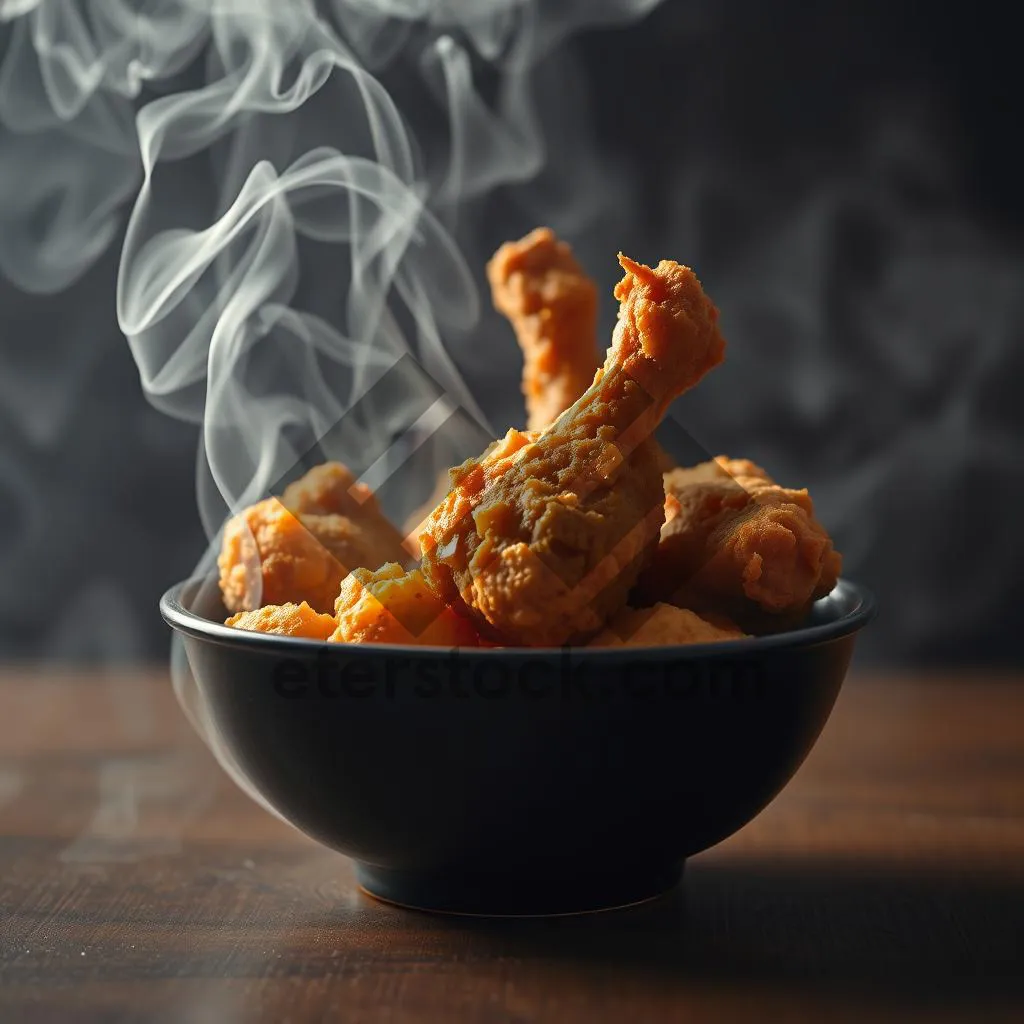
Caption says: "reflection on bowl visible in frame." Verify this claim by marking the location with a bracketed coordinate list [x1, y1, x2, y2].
[161, 576, 874, 916]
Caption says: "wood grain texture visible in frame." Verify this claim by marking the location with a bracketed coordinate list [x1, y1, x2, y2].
[1, 670, 1023, 1023]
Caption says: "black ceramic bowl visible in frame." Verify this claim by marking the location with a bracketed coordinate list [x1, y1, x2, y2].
[162, 576, 874, 915]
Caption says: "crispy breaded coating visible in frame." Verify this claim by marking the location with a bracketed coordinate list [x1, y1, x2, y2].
[329, 563, 482, 646]
[218, 495, 407, 615]
[403, 230, 599, 539]
[219, 462, 408, 614]
[488, 227, 600, 432]
[225, 601, 337, 640]
[280, 461, 378, 517]
[418, 254, 726, 646]
[589, 602, 747, 646]
[635, 456, 842, 624]
[283, 460, 410, 561]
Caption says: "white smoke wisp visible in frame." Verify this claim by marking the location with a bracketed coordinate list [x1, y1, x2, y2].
[0, 0, 208, 291]
[0, 0, 660, 530]
[2, 0, 663, 531]
[0, 0, 662, 796]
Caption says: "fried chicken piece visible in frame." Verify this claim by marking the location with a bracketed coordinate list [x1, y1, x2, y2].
[492, 230, 679, 470]
[280, 461, 376, 517]
[329, 563, 482, 646]
[282, 460, 411, 558]
[488, 227, 600, 432]
[635, 456, 842, 626]
[402, 231, 600, 540]
[218, 464, 408, 615]
[419, 254, 726, 646]
[589, 602, 747, 646]
[225, 601, 337, 640]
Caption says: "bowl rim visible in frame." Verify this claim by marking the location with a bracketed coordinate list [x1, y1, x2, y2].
[161, 576, 876, 659]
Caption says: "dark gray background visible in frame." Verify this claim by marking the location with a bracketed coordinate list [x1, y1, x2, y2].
[1, 1, 1021, 665]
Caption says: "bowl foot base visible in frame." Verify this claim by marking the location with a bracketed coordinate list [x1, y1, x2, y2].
[356, 860, 684, 917]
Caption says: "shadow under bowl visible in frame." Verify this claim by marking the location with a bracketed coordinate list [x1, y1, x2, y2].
[161, 577, 874, 916]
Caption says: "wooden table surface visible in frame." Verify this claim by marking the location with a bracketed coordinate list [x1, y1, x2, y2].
[1, 669, 1022, 1023]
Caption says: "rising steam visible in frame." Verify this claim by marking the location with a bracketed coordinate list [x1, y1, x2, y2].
[5, 1, 1018, 671]
[1, 0, 660, 541]
[0, 0, 661, 792]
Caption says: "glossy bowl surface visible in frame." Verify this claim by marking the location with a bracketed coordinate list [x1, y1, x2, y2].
[162, 576, 875, 914]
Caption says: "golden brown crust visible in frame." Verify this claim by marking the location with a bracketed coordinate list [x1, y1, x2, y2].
[225, 601, 337, 640]
[329, 563, 482, 646]
[218, 464, 408, 615]
[588, 603, 747, 646]
[280, 461, 376, 517]
[487, 227, 600, 432]
[218, 501, 357, 614]
[282, 461, 410, 560]
[636, 456, 842, 625]
[405, 229, 600, 540]
[418, 255, 726, 647]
